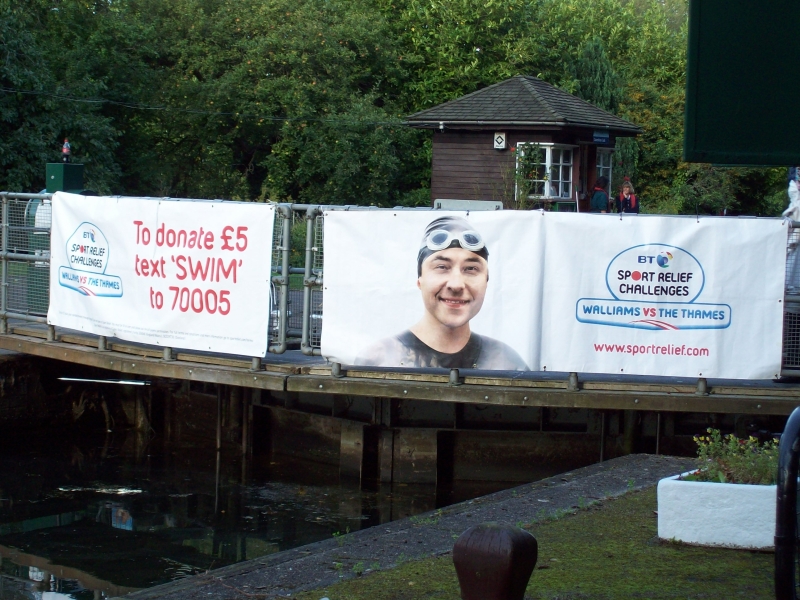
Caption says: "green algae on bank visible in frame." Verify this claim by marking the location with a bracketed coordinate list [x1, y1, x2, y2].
[294, 488, 773, 600]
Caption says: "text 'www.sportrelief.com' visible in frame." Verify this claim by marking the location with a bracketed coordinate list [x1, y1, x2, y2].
[593, 343, 710, 357]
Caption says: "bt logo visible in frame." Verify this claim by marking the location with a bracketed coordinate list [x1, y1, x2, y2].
[82, 229, 96, 243]
[638, 251, 673, 268]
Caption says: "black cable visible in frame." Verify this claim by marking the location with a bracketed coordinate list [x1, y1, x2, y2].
[0, 86, 403, 126]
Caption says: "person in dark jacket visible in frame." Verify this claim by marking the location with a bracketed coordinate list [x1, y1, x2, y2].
[589, 176, 609, 213]
[616, 178, 639, 214]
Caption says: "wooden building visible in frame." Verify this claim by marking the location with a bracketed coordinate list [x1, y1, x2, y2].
[405, 75, 641, 211]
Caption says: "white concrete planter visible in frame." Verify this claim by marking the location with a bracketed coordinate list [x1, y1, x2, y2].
[657, 472, 776, 550]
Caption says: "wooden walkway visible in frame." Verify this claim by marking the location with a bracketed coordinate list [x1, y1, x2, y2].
[1, 323, 799, 416]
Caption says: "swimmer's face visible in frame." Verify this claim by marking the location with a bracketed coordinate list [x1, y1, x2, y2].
[417, 247, 488, 329]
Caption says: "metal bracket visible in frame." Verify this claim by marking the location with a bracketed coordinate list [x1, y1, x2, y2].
[567, 372, 580, 391]
[331, 362, 345, 378]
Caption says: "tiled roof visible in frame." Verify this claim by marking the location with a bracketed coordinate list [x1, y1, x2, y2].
[405, 75, 640, 133]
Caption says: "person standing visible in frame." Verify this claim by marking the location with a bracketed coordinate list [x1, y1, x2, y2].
[589, 176, 609, 213]
[616, 178, 639, 214]
[783, 166, 800, 222]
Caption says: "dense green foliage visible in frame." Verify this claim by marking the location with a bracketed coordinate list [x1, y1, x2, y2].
[0, 0, 787, 214]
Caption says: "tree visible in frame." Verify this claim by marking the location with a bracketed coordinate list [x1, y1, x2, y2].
[0, 4, 119, 192]
[572, 36, 621, 113]
[0, 0, 786, 215]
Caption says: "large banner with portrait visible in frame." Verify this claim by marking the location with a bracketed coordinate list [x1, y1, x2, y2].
[321, 211, 786, 380]
[48, 193, 274, 356]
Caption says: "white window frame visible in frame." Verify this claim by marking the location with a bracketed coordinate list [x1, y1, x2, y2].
[596, 148, 614, 194]
[516, 143, 576, 200]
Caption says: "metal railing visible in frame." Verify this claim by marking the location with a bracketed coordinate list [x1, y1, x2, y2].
[2, 193, 800, 374]
[0, 193, 53, 332]
[784, 223, 800, 374]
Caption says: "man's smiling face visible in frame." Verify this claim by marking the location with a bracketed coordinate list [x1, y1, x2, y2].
[417, 247, 488, 329]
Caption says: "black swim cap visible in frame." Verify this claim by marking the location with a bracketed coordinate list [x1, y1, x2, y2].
[416, 216, 489, 276]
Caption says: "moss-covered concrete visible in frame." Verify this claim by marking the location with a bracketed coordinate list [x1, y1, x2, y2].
[295, 487, 773, 600]
[121, 455, 697, 600]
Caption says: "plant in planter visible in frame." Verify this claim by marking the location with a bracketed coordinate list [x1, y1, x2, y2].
[686, 428, 778, 484]
[658, 428, 779, 549]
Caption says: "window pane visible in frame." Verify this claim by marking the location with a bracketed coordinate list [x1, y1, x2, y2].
[518, 143, 553, 197]
[597, 150, 614, 169]
[562, 149, 572, 164]
[562, 165, 571, 182]
[562, 183, 571, 198]
[550, 166, 559, 181]
[552, 149, 561, 163]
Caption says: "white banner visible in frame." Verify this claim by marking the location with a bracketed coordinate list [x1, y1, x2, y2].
[539, 213, 785, 379]
[48, 193, 275, 356]
[321, 211, 786, 379]
[322, 210, 544, 371]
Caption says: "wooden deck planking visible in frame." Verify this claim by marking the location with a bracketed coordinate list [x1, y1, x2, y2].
[0, 330, 797, 415]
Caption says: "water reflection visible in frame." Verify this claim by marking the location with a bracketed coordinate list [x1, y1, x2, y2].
[0, 426, 512, 598]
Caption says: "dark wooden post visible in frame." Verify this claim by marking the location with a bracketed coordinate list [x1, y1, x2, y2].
[453, 522, 538, 600]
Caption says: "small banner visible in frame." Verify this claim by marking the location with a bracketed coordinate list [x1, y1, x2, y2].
[48, 193, 274, 356]
[321, 211, 786, 380]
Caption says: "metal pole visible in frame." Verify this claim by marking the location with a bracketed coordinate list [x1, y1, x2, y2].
[0, 192, 53, 200]
[214, 447, 221, 515]
[775, 406, 800, 599]
[268, 206, 291, 354]
[1, 198, 7, 334]
[241, 389, 250, 458]
[216, 385, 223, 452]
[300, 207, 319, 354]
[214, 385, 222, 514]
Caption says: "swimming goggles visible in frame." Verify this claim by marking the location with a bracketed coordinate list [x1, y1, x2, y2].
[424, 229, 485, 252]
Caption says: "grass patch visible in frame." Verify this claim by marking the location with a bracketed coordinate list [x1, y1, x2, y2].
[294, 488, 773, 599]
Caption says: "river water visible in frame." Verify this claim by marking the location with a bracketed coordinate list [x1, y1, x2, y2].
[0, 424, 511, 599]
